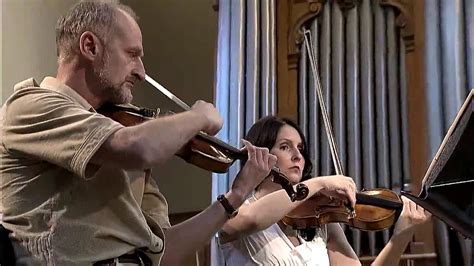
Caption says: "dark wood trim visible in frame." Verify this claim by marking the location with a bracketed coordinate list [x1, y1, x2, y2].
[378, 0, 415, 52]
[277, 0, 325, 121]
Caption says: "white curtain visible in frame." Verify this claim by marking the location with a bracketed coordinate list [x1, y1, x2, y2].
[212, 0, 276, 264]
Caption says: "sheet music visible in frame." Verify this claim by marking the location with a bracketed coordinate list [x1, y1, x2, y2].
[421, 89, 474, 188]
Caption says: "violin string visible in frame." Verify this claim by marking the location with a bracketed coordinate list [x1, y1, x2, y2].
[302, 28, 344, 176]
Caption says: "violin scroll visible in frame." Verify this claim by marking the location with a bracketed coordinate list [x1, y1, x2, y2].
[271, 168, 309, 202]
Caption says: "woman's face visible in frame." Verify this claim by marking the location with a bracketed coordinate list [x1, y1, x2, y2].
[270, 125, 305, 184]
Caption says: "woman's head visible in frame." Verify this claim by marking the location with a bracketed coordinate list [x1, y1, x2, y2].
[244, 116, 313, 183]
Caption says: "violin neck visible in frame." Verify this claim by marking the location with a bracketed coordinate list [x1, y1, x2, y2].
[356, 193, 403, 209]
[196, 132, 247, 159]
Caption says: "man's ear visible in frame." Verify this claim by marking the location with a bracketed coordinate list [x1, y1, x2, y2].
[79, 31, 103, 61]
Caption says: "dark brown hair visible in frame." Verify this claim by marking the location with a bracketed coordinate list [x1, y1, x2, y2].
[244, 115, 313, 181]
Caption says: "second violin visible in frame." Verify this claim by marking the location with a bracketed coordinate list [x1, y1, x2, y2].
[282, 188, 403, 231]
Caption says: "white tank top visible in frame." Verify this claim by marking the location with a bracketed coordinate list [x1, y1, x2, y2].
[220, 207, 330, 265]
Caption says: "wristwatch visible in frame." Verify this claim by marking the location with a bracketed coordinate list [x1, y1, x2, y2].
[217, 194, 238, 218]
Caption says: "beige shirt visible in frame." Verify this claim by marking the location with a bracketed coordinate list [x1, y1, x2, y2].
[0, 77, 170, 265]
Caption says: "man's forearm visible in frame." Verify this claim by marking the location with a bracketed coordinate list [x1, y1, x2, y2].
[130, 110, 207, 167]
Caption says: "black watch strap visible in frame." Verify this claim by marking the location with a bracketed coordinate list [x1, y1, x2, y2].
[217, 194, 238, 218]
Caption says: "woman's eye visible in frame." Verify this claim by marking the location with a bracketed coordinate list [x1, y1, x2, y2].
[280, 144, 289, 150]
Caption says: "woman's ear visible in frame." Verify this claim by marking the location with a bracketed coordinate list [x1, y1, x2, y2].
[79, 31, 103, 61]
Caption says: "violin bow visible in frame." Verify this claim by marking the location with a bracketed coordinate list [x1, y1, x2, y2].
[303, 29, 400, 210]
[145, 73, 309, 201]
[302, 28, 344, 176]
[145, 74, 191, 111]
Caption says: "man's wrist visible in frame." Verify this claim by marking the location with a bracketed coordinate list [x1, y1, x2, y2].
[225, 189, 246, 210]
[217, 194, 238, 218]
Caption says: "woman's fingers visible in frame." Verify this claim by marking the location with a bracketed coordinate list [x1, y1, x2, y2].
[400, 196, 431, 225]
[319, 175, 357, 208]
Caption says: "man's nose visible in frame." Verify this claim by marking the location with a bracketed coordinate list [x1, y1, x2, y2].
[133, 58, 146, 81]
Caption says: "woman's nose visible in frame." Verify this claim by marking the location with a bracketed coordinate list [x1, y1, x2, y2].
[291, 148, 302, 161]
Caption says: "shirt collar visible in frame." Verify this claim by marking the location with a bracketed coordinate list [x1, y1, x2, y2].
[40, 77, 93, 111]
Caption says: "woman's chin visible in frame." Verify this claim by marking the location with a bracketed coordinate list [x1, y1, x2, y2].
[288, 174, 302, 184]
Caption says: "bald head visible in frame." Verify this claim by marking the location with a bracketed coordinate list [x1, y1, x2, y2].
[55, 0, 138, 62]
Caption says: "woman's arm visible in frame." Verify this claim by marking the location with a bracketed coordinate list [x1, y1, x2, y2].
[160, 141, 276, 264]
[326, 223, 361, 266]
[326, 197, 429, 266]
[371, 196, 430, 266]
[220, 175, 356, 243]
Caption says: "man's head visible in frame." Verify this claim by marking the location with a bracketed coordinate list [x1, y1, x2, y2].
[56, 0, 145, 104]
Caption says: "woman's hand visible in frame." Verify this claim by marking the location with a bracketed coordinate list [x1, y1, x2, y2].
[393, 196, 431, 236]
[311, 175, 357, 208]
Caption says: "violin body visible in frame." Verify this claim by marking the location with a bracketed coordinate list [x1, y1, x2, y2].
[98, 103, 245, 173]
[282, 188, 402, 231]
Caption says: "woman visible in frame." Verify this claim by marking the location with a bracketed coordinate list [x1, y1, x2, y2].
[219, 116, 430, 266]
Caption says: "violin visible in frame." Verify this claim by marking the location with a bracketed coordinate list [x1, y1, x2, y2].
[97, 103, 309, 202]
[282, 188, 403, 231]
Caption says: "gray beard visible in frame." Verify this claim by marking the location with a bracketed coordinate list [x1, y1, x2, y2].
[95, 54, 132, 104]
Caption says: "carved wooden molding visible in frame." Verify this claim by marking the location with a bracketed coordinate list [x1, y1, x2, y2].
[378, 0, 415, 52]
[287, 0, 326, 70]
[336, 0, 361, 11]
[212, 0, 219, 12]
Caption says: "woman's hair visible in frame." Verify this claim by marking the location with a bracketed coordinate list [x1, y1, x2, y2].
[245, 116, 323, 241]
[243, 115, 313, 181]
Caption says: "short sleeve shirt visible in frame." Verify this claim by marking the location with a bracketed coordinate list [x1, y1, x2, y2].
[0, 77, 171, 265]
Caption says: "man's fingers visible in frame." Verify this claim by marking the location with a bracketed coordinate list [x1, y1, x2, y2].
[255, 148, 264, 166]
[268, 154, 277, 168]
[244, 141, 257, 163]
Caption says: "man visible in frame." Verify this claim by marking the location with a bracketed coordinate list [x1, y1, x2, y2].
[0, 1, 277, 264]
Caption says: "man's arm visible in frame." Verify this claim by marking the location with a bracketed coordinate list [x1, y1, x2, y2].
[91, 101, 222, 170]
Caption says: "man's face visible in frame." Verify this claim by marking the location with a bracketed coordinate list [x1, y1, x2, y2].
[95, 9, 145, 104]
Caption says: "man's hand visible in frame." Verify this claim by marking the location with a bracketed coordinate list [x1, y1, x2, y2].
[190, 100, 223, 135]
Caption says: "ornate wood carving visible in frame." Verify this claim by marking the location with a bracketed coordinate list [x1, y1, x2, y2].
[336, 0, 361, 11]
[287, 0, 326, 70]
[212, 0, 219, 12]
[277, 0, 325, 120]
[378, 0, 415, 52]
